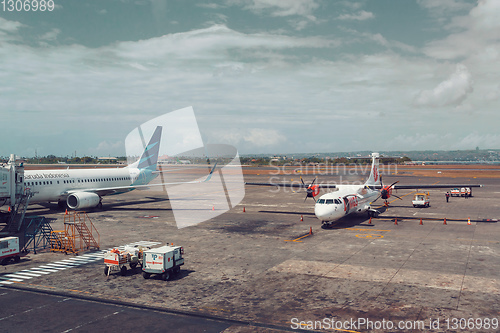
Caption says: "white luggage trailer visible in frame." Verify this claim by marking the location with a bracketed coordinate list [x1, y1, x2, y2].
[0, 237, 22, 265]
[142, 245, 184, 281]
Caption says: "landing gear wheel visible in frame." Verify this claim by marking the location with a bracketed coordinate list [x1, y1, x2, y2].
[130, 262, 138, 269]
[104, 266, 109, 275]
[14, 256, 20, 263]
[120, 266, 127, 276]
[142, 272, 150, 279]
[162, 271, 170, 281]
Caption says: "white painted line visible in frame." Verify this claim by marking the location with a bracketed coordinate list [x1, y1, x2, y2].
[55, 261, 80, 266]
[31, 267, 59, 273]
[45, 263, 71, 268]
[39, 265, 66, 270]
[5, 274, 33, 279]
[12, 271, 42, 278]
[59, 260, 82, 265]
[70, 257, 94, 261]
[22, 269, 51, 275]
[0, 281, 14, 284]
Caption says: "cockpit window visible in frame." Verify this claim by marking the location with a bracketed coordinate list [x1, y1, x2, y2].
[317, 199, 325, 204]
[326, 199, 334, 204]
[334, 199, 341, 204]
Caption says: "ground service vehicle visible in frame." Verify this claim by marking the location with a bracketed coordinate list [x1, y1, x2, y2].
[0, 237, 23, 265]
[412, 193, 430, 208]
[142, 245, 184, 281]
[104, 246, 143, 276]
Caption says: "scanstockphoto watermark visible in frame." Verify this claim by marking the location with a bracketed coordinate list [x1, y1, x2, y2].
[291, 317, 499, 331]
[125, 107, 245, 229]
[268, 160, 399, 177]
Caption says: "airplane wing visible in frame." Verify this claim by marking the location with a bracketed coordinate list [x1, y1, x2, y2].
[64, 164, 217, 197]
[245, 182, 337, 189]
[366, 184, 483, 190]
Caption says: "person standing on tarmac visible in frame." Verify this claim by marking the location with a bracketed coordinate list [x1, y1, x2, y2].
[445, 192, 450, 202]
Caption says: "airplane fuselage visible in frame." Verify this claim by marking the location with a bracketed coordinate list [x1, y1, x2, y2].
[314, 185, 379, 222]
[23, 166, 156, 204]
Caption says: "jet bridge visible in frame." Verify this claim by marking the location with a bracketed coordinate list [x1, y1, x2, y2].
[1, 154, 31, 236]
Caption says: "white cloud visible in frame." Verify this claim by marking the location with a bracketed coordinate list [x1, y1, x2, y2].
[89, 141, 124, 156]
[417, 0, 473, 15]
[113, 24, 339, 62]
[227, 0, 319, 19]
[423, 0, 500, 60]
[414, 64, 473, 107]
[209, 128, 286, 147]
[40, 28, 61, 42]
[337, 10, 374, 21]
[0, 17, 24, 32]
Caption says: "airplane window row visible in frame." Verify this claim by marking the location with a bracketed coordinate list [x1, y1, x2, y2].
[316, 199, 342, 204]
[25, 176, 131, 187]
[25, 180, 54, 186]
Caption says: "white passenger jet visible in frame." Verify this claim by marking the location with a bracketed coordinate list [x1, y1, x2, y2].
[247, 153, 482, 226]
[20, 126, 215, 210]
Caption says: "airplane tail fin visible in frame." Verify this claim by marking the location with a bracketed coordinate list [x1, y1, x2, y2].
[128, 126, 162, 171]
[365, 153, 381, 186]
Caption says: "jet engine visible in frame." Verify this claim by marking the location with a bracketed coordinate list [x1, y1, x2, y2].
[67, 192, 100, 210]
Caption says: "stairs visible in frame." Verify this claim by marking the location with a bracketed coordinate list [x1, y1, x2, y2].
[5, 190, 32, 234]
[51, 211, 100, 254]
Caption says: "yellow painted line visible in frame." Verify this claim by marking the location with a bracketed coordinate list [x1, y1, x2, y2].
[347, 228, 391, 232]
[355, 234, 384, 239]
[285, 232, 313, 242]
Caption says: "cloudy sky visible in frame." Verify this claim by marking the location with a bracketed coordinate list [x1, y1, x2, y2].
[1, 0, 499, 157]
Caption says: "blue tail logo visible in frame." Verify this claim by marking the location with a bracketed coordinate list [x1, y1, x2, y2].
[137, 126, 162, 171]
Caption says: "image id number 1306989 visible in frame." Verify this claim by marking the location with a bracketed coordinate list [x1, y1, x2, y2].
[2, 0, 55, 11]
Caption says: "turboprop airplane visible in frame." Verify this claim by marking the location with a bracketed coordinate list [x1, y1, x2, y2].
[247, 153, 482, 226]
[19, 126, 215, 210]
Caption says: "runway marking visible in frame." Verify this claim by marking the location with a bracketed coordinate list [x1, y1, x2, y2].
[0, 240, 161, 285]
[347, 228, 391, 232]
[284, 232, 313, 243]
[355, 234, 384, 239]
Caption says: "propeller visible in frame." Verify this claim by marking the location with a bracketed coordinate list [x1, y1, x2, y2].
[300, 176, 319, 202]
[372, 179, 402, 204]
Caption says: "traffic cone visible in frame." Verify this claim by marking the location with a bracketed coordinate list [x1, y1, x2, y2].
[394, 218, 398, 225]
[467, 218, 471, 225]
[7, 206, 11, 212]
[309, 227, 313, 235]
[419, 218, 423, 225]
[243, 207, 246, 213]
[368, 217, 372, 224]
[212, 205, 215, 211]
[443, 218, 447, 225]
[300, 215, 303, 221]
[65, 209, 68, 215]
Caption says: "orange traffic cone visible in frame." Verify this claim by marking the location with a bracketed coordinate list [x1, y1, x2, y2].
[467, 218, 471, 225]
[243, 206, 246, 213]
[419, 218, 423, 225]
[368, 217, 372, 224]
[65, 209, 68, 215]
[300, 215, 303, 221]
[212, 206, 215, 211]
[394, 218, 398, 225]
[443, 218, 447, 225]
[7, 206, 11, 212]
[309, 227, 313, 235]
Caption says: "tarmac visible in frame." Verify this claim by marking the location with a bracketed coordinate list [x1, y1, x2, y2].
[1, 165, 499, 332]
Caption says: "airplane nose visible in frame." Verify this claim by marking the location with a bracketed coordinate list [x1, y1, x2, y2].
[314, 204, 333, 221]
